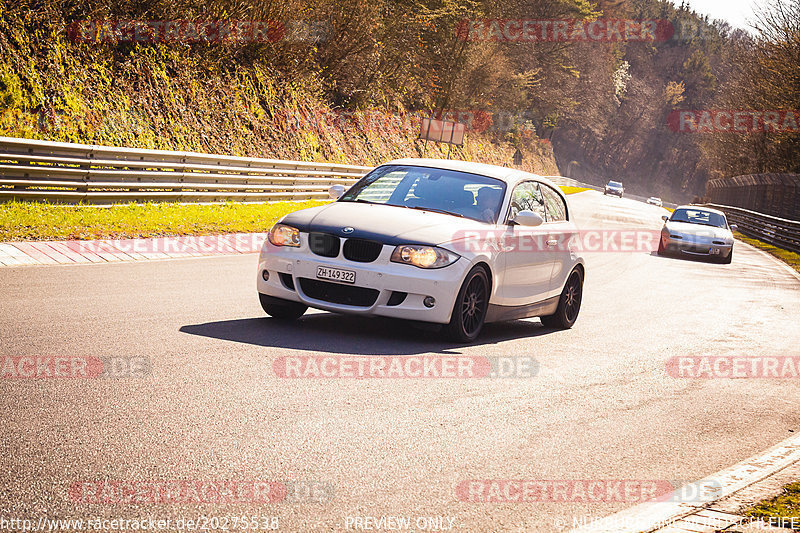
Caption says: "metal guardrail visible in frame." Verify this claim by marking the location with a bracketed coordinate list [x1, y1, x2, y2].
[0, 137, 371, 204]
[0, 137, 707, 220]
[0, 138, 624, 205]
[704, 203, 800, 254]
[707, 173, 800, 221]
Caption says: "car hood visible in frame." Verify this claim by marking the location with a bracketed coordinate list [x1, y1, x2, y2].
[280, 201, 492, 247]
[664, 221, 732, 240]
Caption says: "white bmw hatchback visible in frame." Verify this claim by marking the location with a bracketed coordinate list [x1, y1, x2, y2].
[257, 159, 585, 342]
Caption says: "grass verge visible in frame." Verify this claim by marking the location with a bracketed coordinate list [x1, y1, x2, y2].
[560, 186, 591, 195]
[2, 187, 617, 241]
[744, 481, 800, 523]
[734, 230, 800, 273]
[0, 200, 327, 241]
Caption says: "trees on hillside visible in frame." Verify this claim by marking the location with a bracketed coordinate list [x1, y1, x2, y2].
[5, 0, 799, 198]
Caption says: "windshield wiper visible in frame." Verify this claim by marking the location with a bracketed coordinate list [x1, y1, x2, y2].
[341, 198, 376, 204]
[405, 205, 466, 218]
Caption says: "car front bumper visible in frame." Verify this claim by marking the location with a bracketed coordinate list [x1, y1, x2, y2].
[256, 243, 471, 324]
[661, 235, 732, 258]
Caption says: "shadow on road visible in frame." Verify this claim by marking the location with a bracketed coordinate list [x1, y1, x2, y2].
[179, 313, 557, 355]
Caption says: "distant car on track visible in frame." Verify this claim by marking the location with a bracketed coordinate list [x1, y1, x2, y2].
[658, 205, 737, 264]
[257, 159, 586, 342]
[604, 180, 624, 197]
[647, 197, 663, 207]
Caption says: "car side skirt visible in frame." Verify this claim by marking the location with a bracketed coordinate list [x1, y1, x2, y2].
[485, 296, 560, 323]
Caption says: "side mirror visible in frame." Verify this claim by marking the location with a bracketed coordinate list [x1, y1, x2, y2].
[328, 184, 346, 200]
[661, 215, 669, 222]
[730, 224, 738, 231]
[512, 210, 544, 227]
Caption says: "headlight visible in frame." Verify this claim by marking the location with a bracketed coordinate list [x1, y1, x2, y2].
[268, 223, 300, 247]
[390, 245, 459, 269]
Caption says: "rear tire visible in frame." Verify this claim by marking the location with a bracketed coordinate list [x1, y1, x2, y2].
[445, 266, 490, 343]
[259, 293, 307, 320]
[541, 269, 583, 329]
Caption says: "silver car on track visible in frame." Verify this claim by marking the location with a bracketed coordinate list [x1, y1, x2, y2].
[604, 180, 624, 197]
[647, 197, 662, 207]
[658, 206, 737, 264]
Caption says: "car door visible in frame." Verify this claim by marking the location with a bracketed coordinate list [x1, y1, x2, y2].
[540, 183, 576, 298]
[497, 181, 556, 306]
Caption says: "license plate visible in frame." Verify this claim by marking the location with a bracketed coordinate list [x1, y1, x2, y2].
[316, 266, 356, 284]
[709, 247, 720, 255]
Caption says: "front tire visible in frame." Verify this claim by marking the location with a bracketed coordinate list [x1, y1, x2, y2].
[259, 293, 307, 320]
[719, 249, 733, 264]
[541, 268, 583, 329]
[445, 266, 490, 343]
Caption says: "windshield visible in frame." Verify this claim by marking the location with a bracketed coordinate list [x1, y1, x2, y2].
[339, 165, 506, 223]
[608, 181, 622, 188]
[670, 208, 727, 228]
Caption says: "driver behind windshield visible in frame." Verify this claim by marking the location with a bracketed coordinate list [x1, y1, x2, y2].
[477, 187, 503, 223]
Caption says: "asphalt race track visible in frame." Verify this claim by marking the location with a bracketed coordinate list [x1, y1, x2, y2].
[1, 191, 799, 532]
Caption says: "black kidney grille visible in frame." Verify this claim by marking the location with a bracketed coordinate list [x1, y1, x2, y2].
[298, 278, 379, 307]
[309, 232, 340, 257]
[343, 238, 383, 262]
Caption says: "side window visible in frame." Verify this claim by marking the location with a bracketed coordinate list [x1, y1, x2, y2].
[508, 181, 547, 221]
[541, 184, 567, 222]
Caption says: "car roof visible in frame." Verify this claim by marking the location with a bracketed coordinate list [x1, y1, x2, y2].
[674, 205, 726, 216]
[381, 158, 561, 192]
